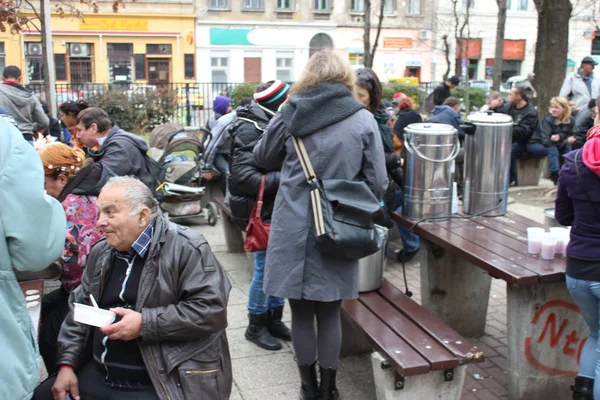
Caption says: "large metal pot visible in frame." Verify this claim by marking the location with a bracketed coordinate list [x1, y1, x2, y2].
[462, 112, 513, 216]
[403, 123, 460, 220]
[358, 226, 389, 292]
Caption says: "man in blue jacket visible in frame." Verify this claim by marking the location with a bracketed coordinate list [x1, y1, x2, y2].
[427, 96, 466, 140]
[0, 118, 66, 400]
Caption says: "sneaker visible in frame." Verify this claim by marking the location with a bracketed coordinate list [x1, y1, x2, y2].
[396, 249, 419, 263]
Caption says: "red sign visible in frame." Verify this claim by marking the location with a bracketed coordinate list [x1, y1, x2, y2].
[383, 37, 413, 49]
[503, 39, 526, 60]
[456, 38, 482, 59]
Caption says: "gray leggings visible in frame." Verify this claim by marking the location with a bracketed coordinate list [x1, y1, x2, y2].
[288, 298, 342, 369]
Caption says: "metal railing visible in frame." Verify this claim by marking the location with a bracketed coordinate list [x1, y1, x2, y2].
[26, 82, 247, 128]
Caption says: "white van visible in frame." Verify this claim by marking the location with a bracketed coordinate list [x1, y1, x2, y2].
[501, 75, 527, 92]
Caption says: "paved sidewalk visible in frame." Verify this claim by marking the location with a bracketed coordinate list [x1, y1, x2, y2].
[190, 201, 542, 400]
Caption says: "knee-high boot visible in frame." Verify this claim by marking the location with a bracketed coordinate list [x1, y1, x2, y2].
[571, 376, 594, 400]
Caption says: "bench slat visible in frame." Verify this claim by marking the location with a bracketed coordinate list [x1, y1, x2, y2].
[359, 292, 458, 371]
[378, 279, 484, 365]
[448, 218, 565, 283]
[341, 299, 431, 376]
[214, 197, 233, 218]
[392, 212, 538, 285]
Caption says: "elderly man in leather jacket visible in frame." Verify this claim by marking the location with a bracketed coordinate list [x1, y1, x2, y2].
[34, 176, 232, 400]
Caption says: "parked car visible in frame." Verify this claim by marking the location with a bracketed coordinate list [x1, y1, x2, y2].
[175, 87, 205, 110]
[501, 75, 527, 92]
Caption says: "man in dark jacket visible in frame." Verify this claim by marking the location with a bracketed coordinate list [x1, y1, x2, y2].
[433, 76, 460, 106]
[35, 176, 232, 400]
[573, 98, 597, 150]
[75, 107, 155, 190]
[427, 96, 466, 140]
[0, 65, 48, 142]
[497, 87, 539, 183]
[227, 80, 292, 351]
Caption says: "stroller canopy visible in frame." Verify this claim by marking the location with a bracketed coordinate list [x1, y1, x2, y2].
[149, 123, 204, 155]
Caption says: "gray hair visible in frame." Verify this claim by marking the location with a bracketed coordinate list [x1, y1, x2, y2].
[102, 176, 159, 217]
[487, 91, 503, 101]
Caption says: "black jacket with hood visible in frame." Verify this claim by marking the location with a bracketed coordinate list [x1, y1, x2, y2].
[227, 102, 280, 230]
[57, 160, 115, 203]
[530, 114, 574, 148]
[88, 125, 154, 190]
[498, 101, 538, 143]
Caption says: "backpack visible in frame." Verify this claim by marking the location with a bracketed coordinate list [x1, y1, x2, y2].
[146, 155, 167, 202]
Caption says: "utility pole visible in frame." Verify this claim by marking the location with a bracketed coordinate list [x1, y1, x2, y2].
[41, 0, 57, 116]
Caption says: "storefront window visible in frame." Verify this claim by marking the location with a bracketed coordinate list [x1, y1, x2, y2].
[211, 56, 229, 84]
[348, 53, 364, 69]
[502, 60, 522, 82]
[276, 56, 293, 82]
[108, 43, 133, 84]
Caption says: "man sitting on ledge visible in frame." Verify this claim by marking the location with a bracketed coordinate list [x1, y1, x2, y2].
[34, 176, 232, 400]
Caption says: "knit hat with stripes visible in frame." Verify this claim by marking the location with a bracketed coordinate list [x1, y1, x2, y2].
[253, 80, 290, 112]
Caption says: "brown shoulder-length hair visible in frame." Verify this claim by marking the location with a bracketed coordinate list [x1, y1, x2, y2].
[289, 50, 356, 97]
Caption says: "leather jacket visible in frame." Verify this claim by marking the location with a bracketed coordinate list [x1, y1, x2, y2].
[56, 215, 233, 400]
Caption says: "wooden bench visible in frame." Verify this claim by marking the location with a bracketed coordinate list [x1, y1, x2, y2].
[19, 280, 44, 338]
[393, 211, 583, 400]
[214, 197, 245, 253]
[341, 279, 484, 400]
[516, 154, 545, 186]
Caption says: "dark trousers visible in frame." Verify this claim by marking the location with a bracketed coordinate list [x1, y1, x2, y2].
[39, 287, 71, 375]
[33, 362, 159, 400]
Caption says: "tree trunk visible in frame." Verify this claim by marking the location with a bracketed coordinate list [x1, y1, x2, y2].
[492, 0, 507, 91]
[368, 0, 386, 66]
[533, 0, 572, 121]
[363, 0, 373, 68]
[443, 35, 451, 81]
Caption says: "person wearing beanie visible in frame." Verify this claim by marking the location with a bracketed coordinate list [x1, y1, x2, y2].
[227, 80, 291, 351]
[555, 123, 600, 400]
[207, 95, 233, 131]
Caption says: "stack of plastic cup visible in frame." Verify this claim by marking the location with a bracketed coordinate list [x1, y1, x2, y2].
[540, 232, 557, 260]
[527, 227, 545, 254]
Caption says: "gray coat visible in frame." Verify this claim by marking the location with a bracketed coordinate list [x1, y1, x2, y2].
[0, 83, 48, 139]
[254, 81, 388, 301]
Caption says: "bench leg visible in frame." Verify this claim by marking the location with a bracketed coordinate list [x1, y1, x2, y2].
[507, 282, 587, 400]
[371, 352, 467, 400]
[340, 311, 373, 357]
[420, 240, 491, 337]
[516, 157, 543, 186]
[221, 213, 246, 253]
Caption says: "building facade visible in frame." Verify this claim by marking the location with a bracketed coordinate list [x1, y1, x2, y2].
[196, 0, 435, 84]
[2, 1, 196, 86]
[432, 0, 600, 83]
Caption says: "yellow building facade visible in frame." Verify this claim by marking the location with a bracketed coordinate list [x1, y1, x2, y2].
[3, 11, 196, 85]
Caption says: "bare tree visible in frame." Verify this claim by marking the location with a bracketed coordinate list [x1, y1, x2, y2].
[533, 0, 573, 120]
[451, 0, 472, 76]
[492, 0, 507, 91]
[363, 0, 386, 68]
[442, 35, 451, 81]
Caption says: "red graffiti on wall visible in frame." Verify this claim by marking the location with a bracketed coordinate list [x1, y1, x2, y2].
[524, 299, 586, 377]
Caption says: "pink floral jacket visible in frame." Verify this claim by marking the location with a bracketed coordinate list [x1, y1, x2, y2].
[61, 194, 103, 292]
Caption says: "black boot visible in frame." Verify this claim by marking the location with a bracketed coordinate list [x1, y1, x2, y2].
[298, 362, 319, 400]
[319, 367, 340, 400]
[245, 313, 282, 351]
[550, 172, 559, 186]
[268, 306, 292, 341]
[571, 376, 594, 399]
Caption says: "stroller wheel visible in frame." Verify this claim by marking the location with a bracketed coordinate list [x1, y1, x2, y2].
[207, 202, 218, 226]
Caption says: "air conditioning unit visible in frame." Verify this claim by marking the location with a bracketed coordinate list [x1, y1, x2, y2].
[419, 30, 431, 40]
[69, 43, 90, 57]
[27, 43, 43, 56]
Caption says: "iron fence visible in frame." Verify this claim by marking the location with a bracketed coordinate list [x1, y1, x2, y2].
[26, 82, 247, 129]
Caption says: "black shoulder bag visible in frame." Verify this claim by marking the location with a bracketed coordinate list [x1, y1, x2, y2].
[292, 136, 384, 261]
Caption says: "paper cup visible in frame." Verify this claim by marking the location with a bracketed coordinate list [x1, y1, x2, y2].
[540, 232, 557, 260]
[74, 303, 116, 328]
[550, 227, 569, 255]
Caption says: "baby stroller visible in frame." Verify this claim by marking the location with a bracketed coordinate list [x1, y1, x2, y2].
[149, 124, 218, 225]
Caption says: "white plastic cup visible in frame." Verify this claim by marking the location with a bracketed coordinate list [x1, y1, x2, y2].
[527, 227, 545, 254]
[540, 232, 557, 260]
[550, 227, 569, 255]
[73, 303, 116, 328]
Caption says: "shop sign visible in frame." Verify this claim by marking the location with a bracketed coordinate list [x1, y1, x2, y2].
[80, 19, 149, 31]
[503, 40, 526, 60]
[383, 37, 413, 49]
[455, 38, 482, 59]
